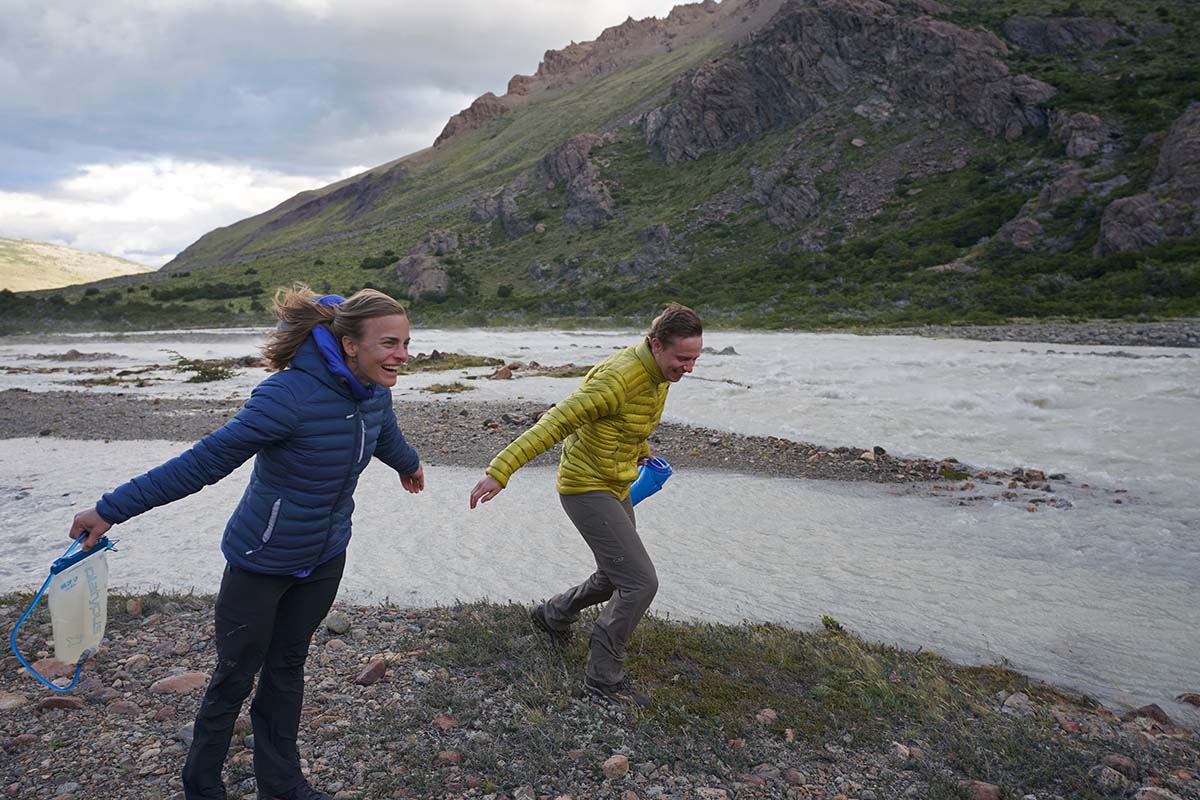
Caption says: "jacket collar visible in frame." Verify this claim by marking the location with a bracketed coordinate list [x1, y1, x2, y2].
[291, 335, 376, 401]
[634, 338, 667, 384]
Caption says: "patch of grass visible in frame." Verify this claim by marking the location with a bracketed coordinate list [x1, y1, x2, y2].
[164, 350, 238, 383]
[400, 353, 504, 373]
[421, 381, 475, 394]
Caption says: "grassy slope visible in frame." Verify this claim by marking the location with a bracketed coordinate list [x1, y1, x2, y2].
[3, 0, 1198, 333]
[0, 239, 155, 292]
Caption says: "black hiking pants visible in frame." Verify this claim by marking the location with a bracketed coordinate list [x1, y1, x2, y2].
[182, 552, 344, 799]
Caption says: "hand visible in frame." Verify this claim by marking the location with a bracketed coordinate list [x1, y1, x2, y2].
[469, 475, 503, 509]
[400, 465, 425, 494]
[637, 455, 652, 467]
[69, 507, 112, 551]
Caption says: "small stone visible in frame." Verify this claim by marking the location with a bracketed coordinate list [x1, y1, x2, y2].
[325, 639, 347, 651]
[126, 598, 143, 616]
[1001, 692, 1031, 715]
[754, 708, 778, 725]
[124, 653, 151, 673]
[150, 672, 209, 694]
[1123, 703, 1174, 726]
[784, 769, 805, 785]
[30, 658, 71, 679]
[435, 750, 462, 766]
[1101, 752, 1139, 780]
[889, 741, 910, 760]
[1089, 765, 1130, 791]
[851, 137, 867, 147]
[432, 714, 457, 731]
[697, 790, 729, 800]
[37, 696, 84, 711]
[325, 612, 351, 635]
[602, 755, 630, 780]
[0, 691, 28, 711]
[108, 700, 141, 716]
[1176, 692, 1200, 707]
[1134, 789, 1185, 800]
[176, 723, 195, 746]
[355, 658, 387, 686]
[727, 738, 746, 750]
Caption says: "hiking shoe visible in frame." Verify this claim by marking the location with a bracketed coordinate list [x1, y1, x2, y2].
[584, 675, 651, 707]
[262, 779, 331, 800]
[530, 603, 572, 649]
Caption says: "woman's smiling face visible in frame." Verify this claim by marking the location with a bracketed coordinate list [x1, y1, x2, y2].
[342, 314, 410, 387]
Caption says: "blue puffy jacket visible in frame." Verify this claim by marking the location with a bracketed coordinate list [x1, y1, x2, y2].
[96, 334, 420, 575]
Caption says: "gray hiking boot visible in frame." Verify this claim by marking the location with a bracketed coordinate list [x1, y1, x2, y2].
[530, 603, 572, 649]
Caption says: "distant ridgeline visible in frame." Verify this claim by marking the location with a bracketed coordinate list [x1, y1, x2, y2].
[4, 0, 1198, 333]
[0, 238, 154, 294]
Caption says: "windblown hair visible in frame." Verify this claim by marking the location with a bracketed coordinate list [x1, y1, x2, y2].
[261, 284, 407, 371]
[647, 302, 702, 347]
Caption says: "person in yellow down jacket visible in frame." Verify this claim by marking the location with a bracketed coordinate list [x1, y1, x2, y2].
[469, 303, 703, 705]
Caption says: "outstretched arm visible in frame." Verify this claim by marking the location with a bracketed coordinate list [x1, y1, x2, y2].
[71, 377, 301, 547]
[470, 367, 626, 508]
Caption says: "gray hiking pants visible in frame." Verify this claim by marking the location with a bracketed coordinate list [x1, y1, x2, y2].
[544, 490, 659, 685]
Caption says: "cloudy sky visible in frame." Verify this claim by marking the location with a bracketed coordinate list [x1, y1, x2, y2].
[0, 0, 687, 266]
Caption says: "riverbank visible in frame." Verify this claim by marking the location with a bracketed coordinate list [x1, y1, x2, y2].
[1, 595, 1197, 800]
[855, 320, 1200, 348]
[0, 389, 1078, 509]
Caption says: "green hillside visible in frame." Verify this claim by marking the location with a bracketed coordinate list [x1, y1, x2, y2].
[3, 0, 1198, 333]
[0, 238, 155, 293]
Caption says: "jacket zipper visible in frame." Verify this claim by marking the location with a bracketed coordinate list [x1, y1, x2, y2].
[245, 498, 282, 555]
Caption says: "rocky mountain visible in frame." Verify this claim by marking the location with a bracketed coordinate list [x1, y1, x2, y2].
[8, 0, 1198, 331]
[0, 239, 154, 292]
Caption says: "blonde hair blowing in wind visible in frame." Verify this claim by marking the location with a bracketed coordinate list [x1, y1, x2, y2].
[261, 284, 407, 371]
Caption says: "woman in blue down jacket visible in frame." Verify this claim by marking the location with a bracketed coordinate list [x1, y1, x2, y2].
[69, 285, 424, 800]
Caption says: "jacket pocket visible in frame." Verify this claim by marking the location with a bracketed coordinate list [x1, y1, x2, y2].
[245, 497, 283, 557]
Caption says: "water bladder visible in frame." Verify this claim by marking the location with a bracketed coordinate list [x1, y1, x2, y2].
[9, 534, 116, 692]
[629, 456, 673, 506]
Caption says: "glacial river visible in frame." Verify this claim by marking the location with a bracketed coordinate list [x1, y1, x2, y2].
[0, 327, 1196, 724]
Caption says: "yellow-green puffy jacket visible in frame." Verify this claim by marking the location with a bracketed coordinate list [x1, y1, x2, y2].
[485, 339, 668, 499]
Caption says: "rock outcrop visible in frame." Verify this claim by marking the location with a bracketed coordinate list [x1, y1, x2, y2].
[642, 0, 1055, 163]
[1052, 111, 1123, 159]
[540, 134, 615, 227]
[434, 92, 510, 147]
[470, 177, 534, 238]
[1002, 15, 1129, 53]
[1097, 102, 1200, 255]
[392, 229, 466, 298]
[745, 167, 820, 229]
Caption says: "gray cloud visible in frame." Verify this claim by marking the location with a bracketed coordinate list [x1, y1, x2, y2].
[0, 0, 687, 263]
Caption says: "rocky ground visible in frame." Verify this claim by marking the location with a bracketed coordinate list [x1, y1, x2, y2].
[1, 597, 1198, 800]
[0, 389, 1092, 511]
[853, 320, 1200, 349]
